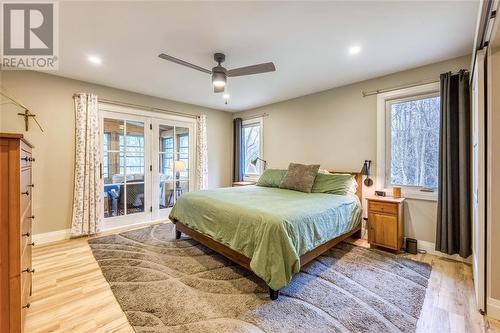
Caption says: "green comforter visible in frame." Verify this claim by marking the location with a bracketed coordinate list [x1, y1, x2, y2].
[169, 185, 362, 290]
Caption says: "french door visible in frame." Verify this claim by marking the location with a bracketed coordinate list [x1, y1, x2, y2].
[471, 50, 486, 313]
[152, 118, 195, 220]
[100, 106, 195, 229]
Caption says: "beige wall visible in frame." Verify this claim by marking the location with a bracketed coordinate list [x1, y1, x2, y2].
[0, 71, 233, 235]
[239, 55, 471, 243]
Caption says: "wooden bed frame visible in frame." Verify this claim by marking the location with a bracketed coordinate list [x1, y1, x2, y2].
[175, 172, 363, 300]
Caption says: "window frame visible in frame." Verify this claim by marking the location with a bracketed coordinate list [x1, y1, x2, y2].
[376, 82, 440, 201]
[242, 117, 264, 181]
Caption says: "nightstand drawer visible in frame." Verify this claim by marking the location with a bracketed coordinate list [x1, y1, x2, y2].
[368, 201, 398, 215]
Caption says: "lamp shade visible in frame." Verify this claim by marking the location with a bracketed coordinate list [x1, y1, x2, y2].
[251, 157, 267, 170]
[174, 160, 186, 172]
[361, 160, 373, 186]
[361, 160, 371, 176]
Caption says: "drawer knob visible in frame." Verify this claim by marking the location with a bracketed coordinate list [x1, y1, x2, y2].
[21, 156, 29, 162]
[22, 191, 30, 196]
[30, 215, 35, 220]
[23, 268, 35, 273]
[30, 157, 35, 162]
[22, 303, 31, 309]
[28, 184, 35, 188]
[29, 242, 35, 246]
[22, 232, 30, 237]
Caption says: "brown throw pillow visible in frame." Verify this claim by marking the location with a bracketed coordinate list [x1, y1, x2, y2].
[279, 163, 320, 193]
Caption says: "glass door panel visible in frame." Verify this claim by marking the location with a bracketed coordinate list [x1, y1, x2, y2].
[156, 122, 193, 217]
[174, 126, 190, 201]
[102, 113, 150, 227]
[123, 121, 145, 215]
[159, 125, 174, 209]
[103, 118, 125, 218]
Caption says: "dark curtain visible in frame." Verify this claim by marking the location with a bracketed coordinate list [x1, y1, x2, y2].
[233, 118, 244, 182]
[436, 70, 471, 258]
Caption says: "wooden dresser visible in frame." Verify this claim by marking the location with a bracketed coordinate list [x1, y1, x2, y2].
[0, 133, 35, 333]
[367, 196, 405, 253]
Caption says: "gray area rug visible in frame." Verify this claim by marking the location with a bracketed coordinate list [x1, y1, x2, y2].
[88, 223, 431, 333]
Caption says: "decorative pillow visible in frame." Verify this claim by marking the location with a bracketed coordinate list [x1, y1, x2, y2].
[256, 169, 287, 187]
[279, 163, 320, 193]
[312, 173, 357, 195]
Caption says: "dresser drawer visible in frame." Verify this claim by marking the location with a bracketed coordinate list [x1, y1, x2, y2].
[368, 201, 398, 215]
[21, 240, 32, 273]
[21, 214, 33, 239]
[21, 266, 31, 301]
[21, 216, 32, 259]
[21, 271, 31, 332]
[20, 169, 32, 217]
[20, 148, 32, 168]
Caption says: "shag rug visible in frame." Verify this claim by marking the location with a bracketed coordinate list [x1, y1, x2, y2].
[88, 223, 431, 333]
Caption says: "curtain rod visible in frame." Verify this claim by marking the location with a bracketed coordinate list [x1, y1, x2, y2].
[361, 70, 469, 98]
[96, 97, 200, 119]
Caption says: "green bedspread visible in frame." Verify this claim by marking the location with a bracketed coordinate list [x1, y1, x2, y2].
[169, 185, 362, 290]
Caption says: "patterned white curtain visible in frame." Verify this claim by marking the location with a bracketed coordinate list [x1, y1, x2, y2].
[196, 114, 208, 190]
[71, 93, 102, 237]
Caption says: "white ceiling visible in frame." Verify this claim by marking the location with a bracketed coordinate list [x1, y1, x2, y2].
[55, 1, 478, 111]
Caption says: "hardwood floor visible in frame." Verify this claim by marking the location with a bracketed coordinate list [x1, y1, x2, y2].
[25, 238, 133, 333]
[25, 229, 499, 333]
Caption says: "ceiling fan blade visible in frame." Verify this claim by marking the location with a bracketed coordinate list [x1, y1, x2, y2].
[214, 85, 225, 93]
[158, 53, 212, 74]
[227, 62, 276, 77]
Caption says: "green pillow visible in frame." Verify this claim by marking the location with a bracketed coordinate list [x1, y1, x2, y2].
[256, 169, 287, 187]
[312, 173, 356, 195]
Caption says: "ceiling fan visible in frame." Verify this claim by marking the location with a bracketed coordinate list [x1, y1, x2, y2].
[158, 52, 276, 93]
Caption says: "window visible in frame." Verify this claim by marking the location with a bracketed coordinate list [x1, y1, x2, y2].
[177, 133, 189, 179]
[242, 118, 263, 180]
[377, 82, 440, 200]
[161, 136, 173, 177]
[119, 134, 145, 175]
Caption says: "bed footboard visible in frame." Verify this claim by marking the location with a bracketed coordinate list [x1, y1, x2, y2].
[174, 221, 361, 300]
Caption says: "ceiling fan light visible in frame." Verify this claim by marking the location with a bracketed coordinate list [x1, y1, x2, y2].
[213, 80, 226, 88]
[212, 71, 226, 87]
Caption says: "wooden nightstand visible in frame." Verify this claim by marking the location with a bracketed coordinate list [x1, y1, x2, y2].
[366, 196, 405, 253]
[232, 181, 256, 187]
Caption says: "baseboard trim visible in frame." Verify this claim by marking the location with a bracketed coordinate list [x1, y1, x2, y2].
[33, 229, 71, 245]
[487, 297, 500, 320]
[414, 239, 472, 263]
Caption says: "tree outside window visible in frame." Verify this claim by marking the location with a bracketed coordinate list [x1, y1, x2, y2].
[243, 124, 261, 176]
[389, 95, 440, 189]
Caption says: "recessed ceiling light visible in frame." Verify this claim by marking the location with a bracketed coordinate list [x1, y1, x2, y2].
[348, 45, 361, 55]
[223, 93, 230, 99]
[87, 55, 102, 65]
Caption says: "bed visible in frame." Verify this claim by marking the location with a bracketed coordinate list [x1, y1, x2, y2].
[169, 172, 363, 300]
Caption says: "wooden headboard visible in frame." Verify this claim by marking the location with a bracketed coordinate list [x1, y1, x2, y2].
[328, 171, 363, 202]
